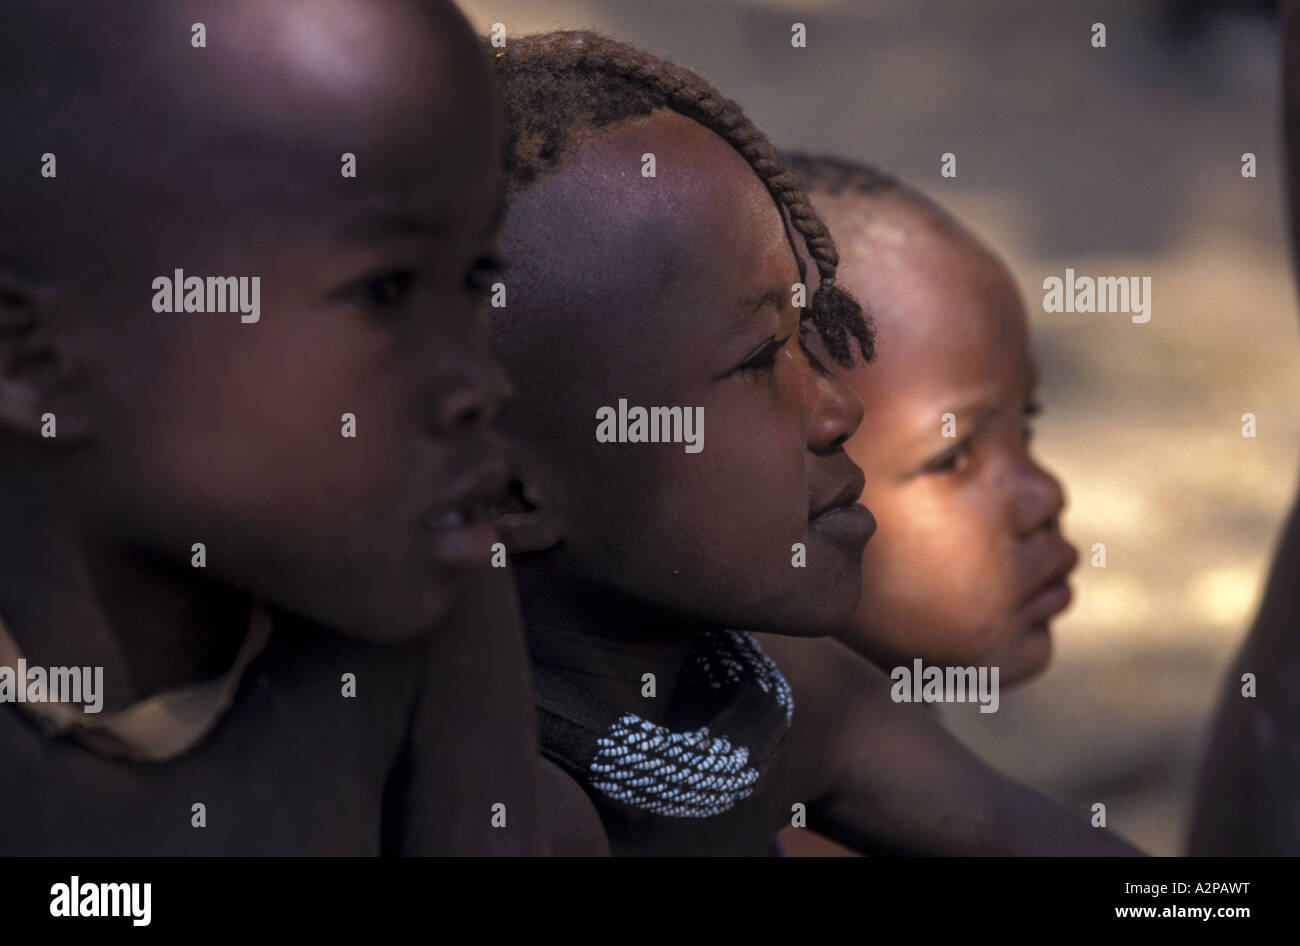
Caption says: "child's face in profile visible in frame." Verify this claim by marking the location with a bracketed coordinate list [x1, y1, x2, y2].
[43, 3, 509, 640]
[496, 111, 874, 635]
[817, 192, 1076, 683]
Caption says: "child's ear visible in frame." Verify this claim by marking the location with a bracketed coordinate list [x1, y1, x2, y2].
[0, 274, 88, 441]
[493, 475, 564, 554]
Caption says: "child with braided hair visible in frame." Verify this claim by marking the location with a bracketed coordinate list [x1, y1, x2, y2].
[487, 30, 1141, 855]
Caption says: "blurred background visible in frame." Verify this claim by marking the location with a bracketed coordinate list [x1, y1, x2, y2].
[461, 0, 1298, 856]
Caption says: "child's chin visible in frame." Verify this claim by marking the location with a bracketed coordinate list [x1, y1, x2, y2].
[1000, 626, 1054, 684]
[746, 596, 858, 638]
[308, 581, 463, 643]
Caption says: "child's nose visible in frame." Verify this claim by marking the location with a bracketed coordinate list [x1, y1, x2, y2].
[806, 362, 864, 454]
[434, 347, 512, 436]
[1014, 455, 1068, 536]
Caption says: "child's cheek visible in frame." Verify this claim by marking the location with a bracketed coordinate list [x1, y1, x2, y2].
[900, 484, 999, 617]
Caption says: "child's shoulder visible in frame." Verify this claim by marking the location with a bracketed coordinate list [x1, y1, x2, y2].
[754, 632, 893, 727]
[0, 621, 425, 855]
[749, 633, 898, 813]
[384, 566, 549, 855]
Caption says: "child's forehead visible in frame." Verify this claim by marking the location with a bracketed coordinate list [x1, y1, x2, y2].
[571, 111, 771, 214]
[8, 1, 498, 266]
[849, 291, 1033, 443]
[506, 112, 790, 304]
[861, 253, 1022, 351]
[494, 119, 804, 403]
[819, 196, 1029, 392]
[164, 8, 490, 163]
[814, 190, 954, 258]
[13, 0, 480, 113]
[819, 193, 1003, 297]
[10, 1, 488, 170]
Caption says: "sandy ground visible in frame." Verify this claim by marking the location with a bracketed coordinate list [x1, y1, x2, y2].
[462, 0, 1298, 855]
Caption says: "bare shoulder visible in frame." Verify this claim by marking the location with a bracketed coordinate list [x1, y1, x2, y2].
[391, 566, 546, 855]
[754, 632, 894, 726]
[750, 632, 899, 809]
[755, 633, 1142, 855]
[538, 757, 611, 856]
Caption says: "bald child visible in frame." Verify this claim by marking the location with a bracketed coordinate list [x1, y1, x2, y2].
[768, 156, 1078, 856]
[0, 0, 542, 854]
[787, 155, 1077, 687]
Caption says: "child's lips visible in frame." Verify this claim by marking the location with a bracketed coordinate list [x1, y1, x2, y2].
[1018, 545, 1079, 621]
[809, 467, 874, 549]
[809, 502, 877, 548]
[421, 503, 499, 568]
[809, 468, 867, 520]
[1020, 578, 1072, 622]
[425, 504, 489, 529]
[420, 461, 509, 567]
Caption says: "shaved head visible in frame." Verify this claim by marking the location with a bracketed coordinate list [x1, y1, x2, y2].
[2, 0, 490, 280]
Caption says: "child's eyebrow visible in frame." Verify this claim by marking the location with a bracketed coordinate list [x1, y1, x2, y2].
[718, 285, 788, 339]
[958, 405, 1000, 439]
[907, 398, 1000, 449]
[735, 286, 788, 316]
[336, 212, 452, 243]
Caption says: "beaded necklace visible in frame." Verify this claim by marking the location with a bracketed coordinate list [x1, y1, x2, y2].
[533, 629, 793, 818]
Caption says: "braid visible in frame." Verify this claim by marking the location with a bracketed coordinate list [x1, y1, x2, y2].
[493, 30, 873, 367]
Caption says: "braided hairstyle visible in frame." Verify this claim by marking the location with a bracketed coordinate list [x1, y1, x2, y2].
[492, 30, 873, 367]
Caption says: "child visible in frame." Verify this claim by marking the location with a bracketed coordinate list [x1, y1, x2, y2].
[487, 30, 1140, 855]
[785, 155, 1078, 686]
[767, 155, 1078, 857]
[0, 0, 542, 854]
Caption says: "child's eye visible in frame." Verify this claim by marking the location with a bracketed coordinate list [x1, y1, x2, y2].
[465, 256, 505, 296]
[344, 269, 416, 310]
[1022, 400, 1042, 445]
[926, 438, 973, 475]
[732, 333, 792, 381]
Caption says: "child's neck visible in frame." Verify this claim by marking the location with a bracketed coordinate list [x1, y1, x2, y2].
[515, 567, 712, 726]
[0, 501, 251, 712]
